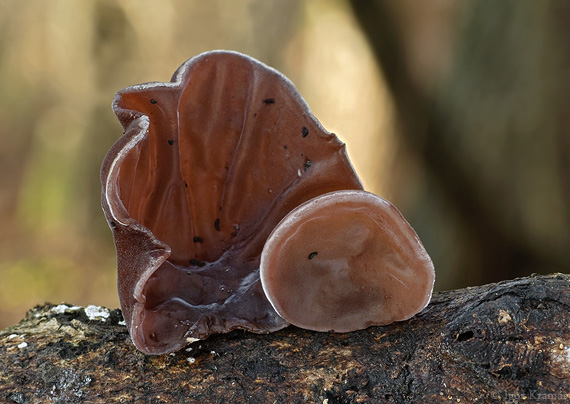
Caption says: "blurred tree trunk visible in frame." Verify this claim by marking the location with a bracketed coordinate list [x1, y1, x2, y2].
[349, 0, 570, 289]
[1, 274, 569, 403]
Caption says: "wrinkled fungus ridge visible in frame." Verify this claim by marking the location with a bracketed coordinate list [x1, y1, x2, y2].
[101, 50, 363, 354]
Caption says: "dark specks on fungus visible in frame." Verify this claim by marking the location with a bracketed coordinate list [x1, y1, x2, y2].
[308, 251, 318, 260]
[263, 98, 275, 104]
[214, 218, 221, 231]
[150, 98, 157, 104]
[302, 126, 309, 138]
[193, 236, 204, 243]
[231, 224, 240, 237]
[190, 259, 206, 267]
[304, 160, 312, 171]
[167, 139, 174, 145]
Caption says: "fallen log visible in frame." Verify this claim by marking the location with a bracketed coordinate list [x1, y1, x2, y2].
[1, 273, 569, 403]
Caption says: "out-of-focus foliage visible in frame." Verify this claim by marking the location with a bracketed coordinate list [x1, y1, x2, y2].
[0, 0, 391, 328]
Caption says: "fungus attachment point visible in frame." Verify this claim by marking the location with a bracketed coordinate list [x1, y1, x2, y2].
[260, 190, 435, 333]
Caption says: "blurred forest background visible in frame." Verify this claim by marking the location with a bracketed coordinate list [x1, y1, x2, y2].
[1, 0, 569, 329]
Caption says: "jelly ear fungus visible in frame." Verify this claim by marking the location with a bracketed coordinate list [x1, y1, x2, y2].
[260, 190, 435, 333]
[101, 50, 363, 355]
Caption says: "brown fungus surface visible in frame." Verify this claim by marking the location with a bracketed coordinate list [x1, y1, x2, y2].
[260, 190, 435, 333]
[101, 51, 363, 354]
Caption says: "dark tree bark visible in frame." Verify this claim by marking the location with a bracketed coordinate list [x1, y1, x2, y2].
[1, 274, 569, 403]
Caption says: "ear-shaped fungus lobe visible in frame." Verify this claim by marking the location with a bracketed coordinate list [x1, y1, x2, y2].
[260, 190, 435, 333]
[101, 51, 363, 354]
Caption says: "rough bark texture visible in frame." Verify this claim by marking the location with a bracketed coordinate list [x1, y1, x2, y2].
[1, 274, 569, 403]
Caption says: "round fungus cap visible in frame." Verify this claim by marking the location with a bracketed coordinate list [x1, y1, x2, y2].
[260, 190, 435, 333]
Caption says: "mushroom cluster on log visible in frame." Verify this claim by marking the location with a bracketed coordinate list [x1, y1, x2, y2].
[101, 50, 434, 355]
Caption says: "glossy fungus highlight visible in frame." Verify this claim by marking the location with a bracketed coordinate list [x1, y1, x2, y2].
[260, 190, 435, 332]
[101, 51, 363, 354]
